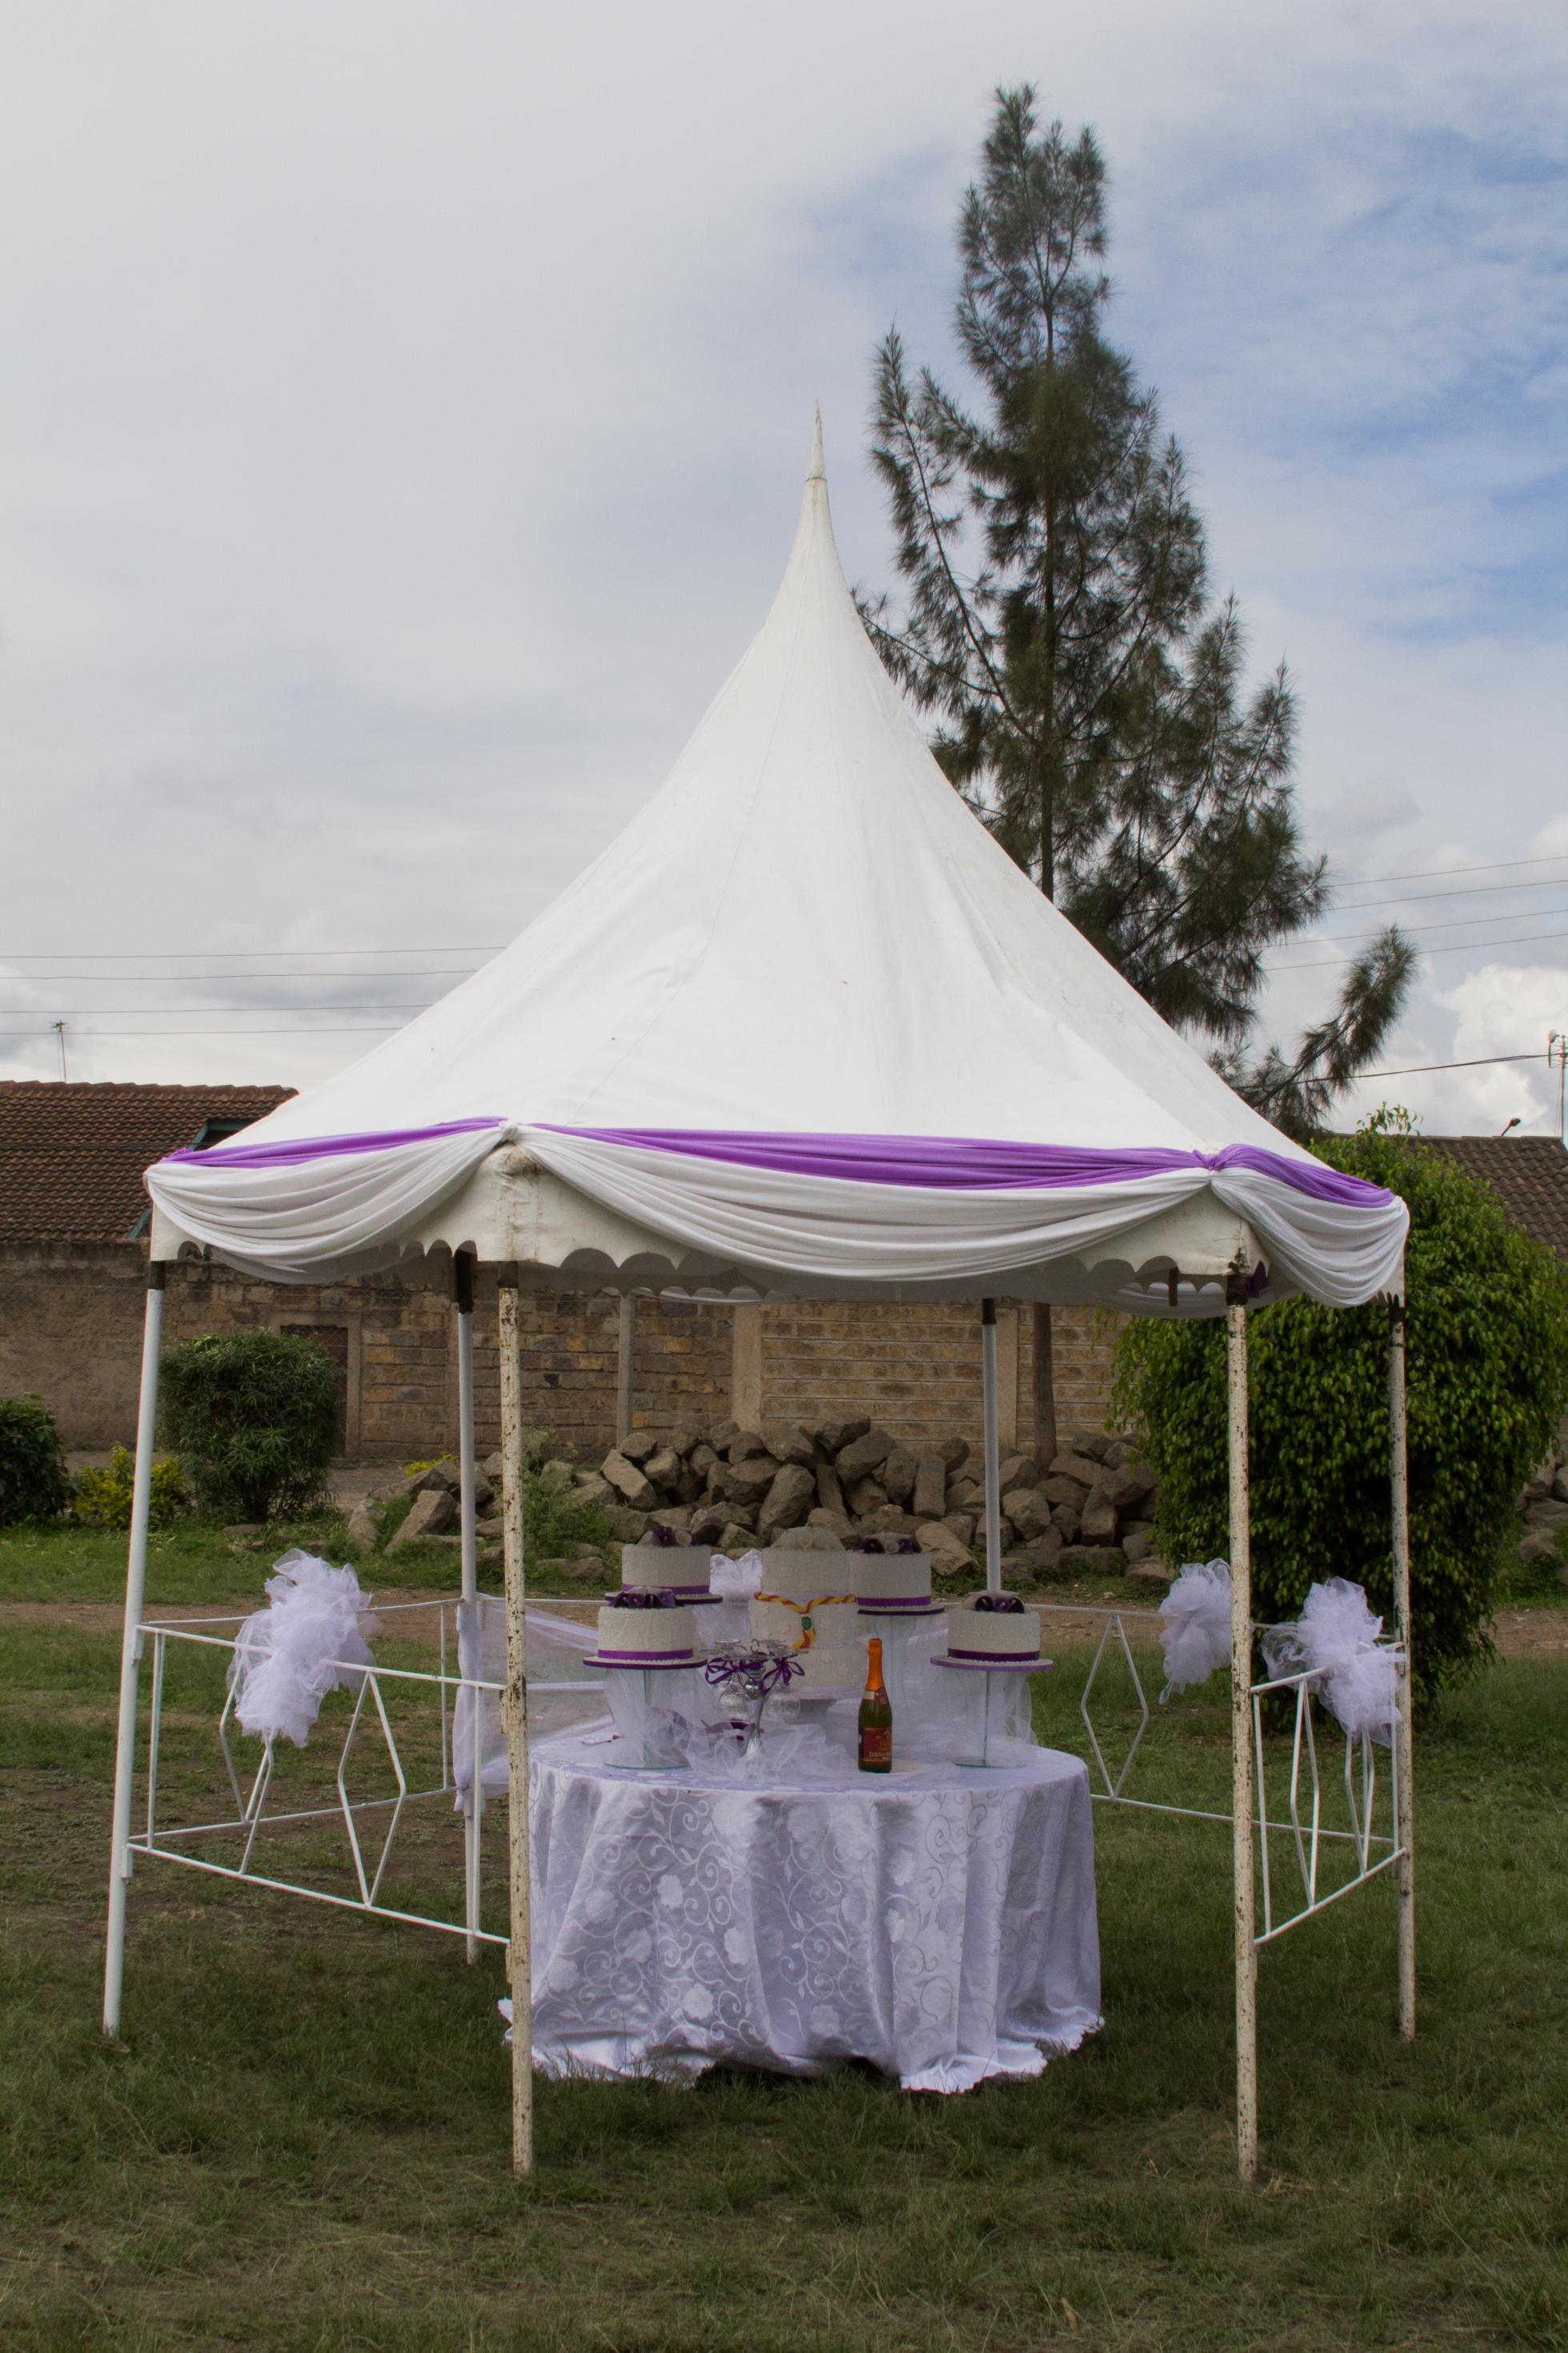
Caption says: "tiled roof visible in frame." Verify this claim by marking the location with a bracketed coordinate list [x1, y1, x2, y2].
[1414, 1135, 1568, 1259]
[0, 1082, 294, 1243]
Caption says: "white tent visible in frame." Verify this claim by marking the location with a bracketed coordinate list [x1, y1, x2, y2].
[108, 419, 1415, 2181]
[142, 416, 1405, 1314]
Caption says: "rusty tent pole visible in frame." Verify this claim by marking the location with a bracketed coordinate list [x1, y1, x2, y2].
[454, 1252, 483, 1964]
[1226, 1271, 1259, 2182]
[498, 1278, 534, 2176]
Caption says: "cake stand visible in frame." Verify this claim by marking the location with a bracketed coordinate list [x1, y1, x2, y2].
[932, 1653, 1057, 1768]
[584, 1654, 709, 1771]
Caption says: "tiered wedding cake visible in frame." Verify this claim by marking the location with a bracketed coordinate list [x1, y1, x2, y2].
[620, 1532, 715, 1601]
[941, 1592, 1043, 1661]
[595, 1590, 707, 1665]
[750, 1550, 864, 1692]
[848, 1534, 933, 1612]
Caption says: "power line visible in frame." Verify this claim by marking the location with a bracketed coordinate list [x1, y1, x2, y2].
[0, 1025, 401, 1039]
[1337, 850, 1568, 889]
[5, 854, 1568, 963]
[0, 946, 499, 962]
[1322, 870, 1568, 913]
[1289, 904, 1568, 950]
[1358, 1050, 1550, 1078]
[0, 966, 483, 984]
[1273, 926, 1568, 972]
[0, 1002, 443, 1016]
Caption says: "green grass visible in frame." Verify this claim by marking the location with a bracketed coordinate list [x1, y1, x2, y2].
[2, 1564, 1566, 2348]
[0, 1520, 604, 1608]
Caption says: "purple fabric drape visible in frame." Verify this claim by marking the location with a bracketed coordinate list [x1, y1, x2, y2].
[154, 1117, 1392, 1212]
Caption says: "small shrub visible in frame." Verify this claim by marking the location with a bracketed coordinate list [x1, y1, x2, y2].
[71, 1445, 191, 1532]
[1113, 1117, 1568, 1700]
[0, 1396, 72, 1526]
[525, 1461, 615, 1560]
[158, 1330, 343, 1523]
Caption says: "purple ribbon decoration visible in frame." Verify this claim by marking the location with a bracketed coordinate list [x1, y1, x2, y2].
[703, 1648, 804, 1697]
[156, 1117, 1394, 1212]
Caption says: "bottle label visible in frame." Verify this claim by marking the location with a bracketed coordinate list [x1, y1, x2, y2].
[859, 1725, 892, 1771]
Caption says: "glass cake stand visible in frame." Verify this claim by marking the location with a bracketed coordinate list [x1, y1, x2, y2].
[587, 1655, 709, 1770]
[932, 1654, 1057, 1767]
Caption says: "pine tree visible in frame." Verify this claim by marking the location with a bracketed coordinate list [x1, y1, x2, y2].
[867, 86, 1414, 1464]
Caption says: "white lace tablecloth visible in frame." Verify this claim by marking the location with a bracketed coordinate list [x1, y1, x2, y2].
[527, 1723, 1101, 2092]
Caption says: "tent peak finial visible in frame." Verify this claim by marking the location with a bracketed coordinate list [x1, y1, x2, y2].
[807, 404, 825, 483]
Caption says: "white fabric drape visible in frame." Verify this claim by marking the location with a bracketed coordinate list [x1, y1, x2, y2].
[452, 1597, 608, 1793]
[146, 1122, 1407, 1309]
[148, 1124, 506, 1285]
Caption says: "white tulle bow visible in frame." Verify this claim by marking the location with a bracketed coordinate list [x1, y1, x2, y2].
[228, 1549, 379, 1746]
[1261, 1577, 1402, 1745]
[708, 1549, 764, 1597]
[1158, 1560, 1233, 1698]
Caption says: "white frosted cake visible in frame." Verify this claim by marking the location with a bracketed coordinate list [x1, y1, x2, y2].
[620, 1540, 714, 1601]
[750, 1552, 864, 1690]
[596, 1592, 704, 1665]
[850, 1542, 933, 1611]
[943, 1593, 1042, 1662]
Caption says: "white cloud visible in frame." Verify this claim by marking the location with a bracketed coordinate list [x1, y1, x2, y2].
[0, 0, 1563, 1100]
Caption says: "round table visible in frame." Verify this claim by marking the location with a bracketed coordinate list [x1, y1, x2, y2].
[526, 1721, 1101, 2092]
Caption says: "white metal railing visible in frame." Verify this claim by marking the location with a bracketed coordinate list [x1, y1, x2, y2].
[127, 1593, 604, 1950]
[1035, 1599, 1405, 1949]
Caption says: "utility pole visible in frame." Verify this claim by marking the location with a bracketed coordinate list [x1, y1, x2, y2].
[53, 1020, 68, 1081]
[1549, 1031, 1566, 1144]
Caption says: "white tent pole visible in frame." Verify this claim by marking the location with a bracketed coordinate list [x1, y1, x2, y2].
[1390, 1297, 1415, 2042]
[1226, 1275, 1259, 2182]
[454, 1255, 483, 1965]
[103, 1264, 166, 2038]
[981, 1299, 1001, 1592]
[498, 1278, 534, 2177]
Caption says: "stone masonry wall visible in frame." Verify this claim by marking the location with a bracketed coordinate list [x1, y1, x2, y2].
[0, 1243, 153, 1448]
[3, 1244, 1120, 1464]
[758, 1299, 1118, 1452]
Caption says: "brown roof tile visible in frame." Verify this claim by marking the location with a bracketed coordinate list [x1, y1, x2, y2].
[1413, 1134, 1568, 1258]
[0, 1081, 294, 1243]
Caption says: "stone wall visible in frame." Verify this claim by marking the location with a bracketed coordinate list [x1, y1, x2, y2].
[469, 1290, 732, 1463]
[2, 1243, 1120, 1462]
[752, 1299, 1117, 1452]
[0, 1244, 152, 1448]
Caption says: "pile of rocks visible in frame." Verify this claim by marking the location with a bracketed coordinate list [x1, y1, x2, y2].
[575, 1417, 1165, 1586]
[345, 1456, 503, 1558]
[1517, 1450, 1568, 1574]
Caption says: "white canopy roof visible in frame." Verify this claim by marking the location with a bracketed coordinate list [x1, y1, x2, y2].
[147, 420, 1406, 1311]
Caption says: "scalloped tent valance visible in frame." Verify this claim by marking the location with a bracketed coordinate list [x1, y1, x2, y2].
[146, 417, 1406, 1315]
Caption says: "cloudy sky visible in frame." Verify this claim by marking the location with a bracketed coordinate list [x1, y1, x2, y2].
[2, 0, 1564, 1135]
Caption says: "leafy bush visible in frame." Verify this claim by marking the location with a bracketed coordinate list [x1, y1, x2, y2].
[158, 1331, 343, 1523]
[0, 1396, 72, 1526]
[72, 1444, 191, 1531]
[1114, 1119, 1568, 1699]
[524, 1460, 615, 1559]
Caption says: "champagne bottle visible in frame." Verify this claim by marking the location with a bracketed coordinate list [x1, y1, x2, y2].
[858, 1636, 892, 1773]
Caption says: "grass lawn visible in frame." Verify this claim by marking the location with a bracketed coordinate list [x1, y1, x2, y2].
[2, 1525, 1565, 2351]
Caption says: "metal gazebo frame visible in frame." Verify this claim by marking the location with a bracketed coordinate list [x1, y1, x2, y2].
[103, 1223, 1414, 2184]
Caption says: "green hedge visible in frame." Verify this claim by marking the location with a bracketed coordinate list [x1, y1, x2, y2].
[158, 1330, 342, 1522]
[0, 1397, 72, 1526]
[1114, 1120, 1568, 1699]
